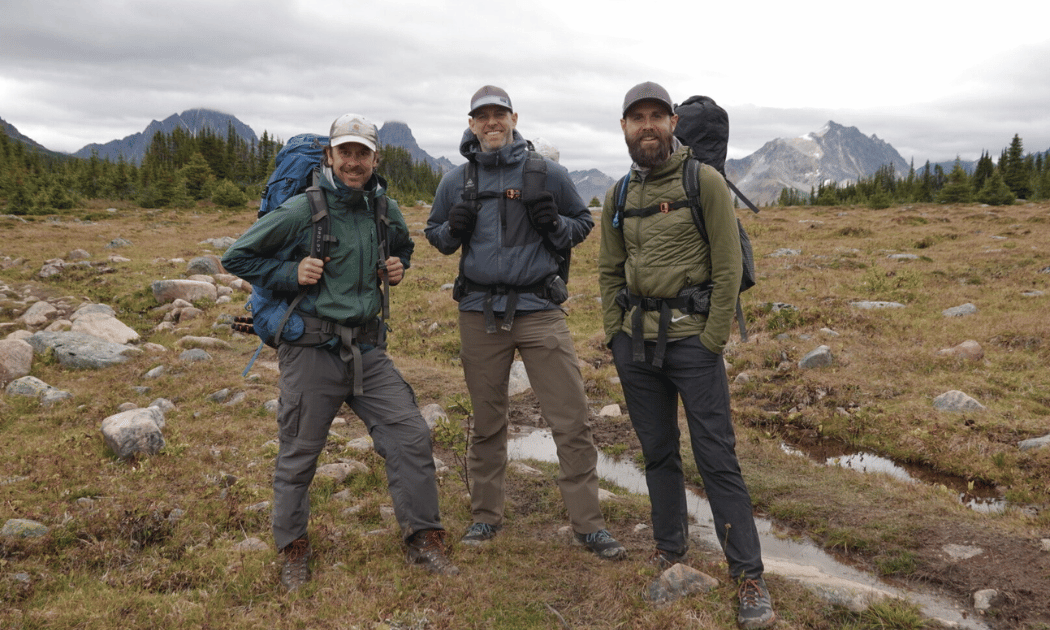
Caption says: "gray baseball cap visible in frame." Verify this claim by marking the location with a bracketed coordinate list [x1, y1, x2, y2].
[622, 81, 674, 116]
[469, 85, 513, 116]
[329, 113, 378, 152]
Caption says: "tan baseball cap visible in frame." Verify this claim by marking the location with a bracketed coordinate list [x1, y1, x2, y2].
[329, 113, 378, 152]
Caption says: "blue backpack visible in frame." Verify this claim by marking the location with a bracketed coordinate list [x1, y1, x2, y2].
[258, 133, 328, 218]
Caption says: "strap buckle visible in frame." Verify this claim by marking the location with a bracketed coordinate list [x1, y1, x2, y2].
[505, 189, 522, 200]
[659, 202, 671, 213]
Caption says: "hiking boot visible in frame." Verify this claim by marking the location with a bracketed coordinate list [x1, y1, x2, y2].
[279, 537, 311, 592]
[737, 576, 776, 629]
[574, 529, 627, 560]
[460, 522, 498, 546]
[648, 548, 685, 570]
[406, 529, 460, 576]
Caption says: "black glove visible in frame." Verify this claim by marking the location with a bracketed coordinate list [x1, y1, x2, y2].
[447, 202, 476, 238]
[525, 191, 559, 234]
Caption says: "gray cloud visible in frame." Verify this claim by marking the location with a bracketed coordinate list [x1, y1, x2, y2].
[3, 1, 1048, 179]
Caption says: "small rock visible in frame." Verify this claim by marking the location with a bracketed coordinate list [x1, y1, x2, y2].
[1, 518, 49, 538]
[599, 404, 621, 417]
[942, 303, 978, 318]
[179, 349, 212, 362]
[646, 563, 720, 605]
[420, 403, 447, 431]
[850, 301, 905, 310]
[1018, 434, 1050, 451]
[233, 537, 269, 552]
[973, 589, 998, 612]
[932, 390, 986, 413]
[799, 345, 833, 369]
[936, 340, 984, 361]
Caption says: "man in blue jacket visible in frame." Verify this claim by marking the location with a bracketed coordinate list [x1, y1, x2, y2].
[425, 86, 625, 560]
[222, 113, 457, 591]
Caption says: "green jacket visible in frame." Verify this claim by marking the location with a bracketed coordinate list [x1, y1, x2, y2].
[598, 145, 742, 354]
[221, 170, 413, 327]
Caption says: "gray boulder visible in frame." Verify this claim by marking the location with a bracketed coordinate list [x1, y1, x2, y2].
[187, 255, 224, 276]
[101, 407, 166, 459]
[27, 331, 137, 369]
[69, 312, 139, 345]
[1, 518, 49, 538]
[932, 390, 986, 413]
[151, 279, 218, 304]
[942, 303, 978, 317]
[1018, 434, 1050, 451]
[799, 345, 834, 369]
[0, 338, 33, 385]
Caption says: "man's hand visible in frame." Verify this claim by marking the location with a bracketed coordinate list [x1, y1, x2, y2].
[448, 202, 476, 238]
[525, 191, 558, 233]
[298, 256, 329, 285]
[378, 256, 404, 285]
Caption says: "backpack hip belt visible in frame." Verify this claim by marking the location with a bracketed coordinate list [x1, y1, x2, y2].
[616, 284, 712, 368]
[283, 313, 383, 397]
[455, 273, 568, 333]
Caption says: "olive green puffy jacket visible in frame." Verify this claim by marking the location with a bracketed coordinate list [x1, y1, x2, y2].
[598, 146, 742, 354]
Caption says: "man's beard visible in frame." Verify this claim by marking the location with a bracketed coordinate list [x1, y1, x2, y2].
[626, 130, 674, 168]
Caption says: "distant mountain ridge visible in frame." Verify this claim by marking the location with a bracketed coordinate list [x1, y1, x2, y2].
[7, 110, 1029, 207]
[1, 116, 51, 152]
[71, 109, 258, 165]
[726, 121, 910, 205]
[571, 169, 616, 205]
[378, 121, 453, 173]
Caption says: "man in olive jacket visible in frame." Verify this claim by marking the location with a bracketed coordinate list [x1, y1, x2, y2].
[222, 113, 456, 591]
[598, 83, 776, 630]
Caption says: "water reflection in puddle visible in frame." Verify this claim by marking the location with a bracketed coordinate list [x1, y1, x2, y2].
[779, 443, 1007, 514]
[508, 428, 989, 630]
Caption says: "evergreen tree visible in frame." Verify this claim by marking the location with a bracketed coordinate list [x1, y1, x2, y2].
[975, 170, 1015, 205]
[915, 160, 934, 202]
[936, 160, 973, 204]
[972, 151, 994, 192]
[179, 152, 215, 200]
[1002, 135, 1030, 199]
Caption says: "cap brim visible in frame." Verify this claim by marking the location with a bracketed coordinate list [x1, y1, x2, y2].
[330, 136, 377, 152]
[469, 96, 513, 116]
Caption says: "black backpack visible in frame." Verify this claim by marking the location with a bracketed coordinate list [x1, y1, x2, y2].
[674, 95, 761, 214]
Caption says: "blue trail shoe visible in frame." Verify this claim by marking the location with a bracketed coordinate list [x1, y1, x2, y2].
[574, 529, 627, 560]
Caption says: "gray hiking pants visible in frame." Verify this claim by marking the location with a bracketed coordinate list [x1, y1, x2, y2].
[271, 344, 442, 551]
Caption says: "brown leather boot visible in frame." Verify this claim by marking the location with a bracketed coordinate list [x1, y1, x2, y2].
[280, 538, 311, 591]
[406, 529, 459, 575]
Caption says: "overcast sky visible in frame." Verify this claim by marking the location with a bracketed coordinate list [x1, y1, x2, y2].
[3, 0, 1049, 177]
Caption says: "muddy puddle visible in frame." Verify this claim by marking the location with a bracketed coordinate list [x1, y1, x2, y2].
[508, 428, 990, 630]
[779, 434, 1006, 514]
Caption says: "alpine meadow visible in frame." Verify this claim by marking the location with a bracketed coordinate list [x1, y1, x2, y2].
[1, 125, 1049, 630]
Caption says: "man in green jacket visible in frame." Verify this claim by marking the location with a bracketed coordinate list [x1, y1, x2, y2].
[598, 83, 775, 629]
[222, 113, 457, 591]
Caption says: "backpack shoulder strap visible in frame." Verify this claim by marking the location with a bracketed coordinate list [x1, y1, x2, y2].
[374, 194, 391, 342]
[682, 158, 710, 244]
[275, 186, 330, 346]
[612, 174, 630, 229]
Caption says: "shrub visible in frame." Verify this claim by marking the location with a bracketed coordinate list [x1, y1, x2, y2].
[211, 179, 246, 208]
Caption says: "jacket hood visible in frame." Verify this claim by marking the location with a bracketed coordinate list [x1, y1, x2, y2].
[459, 127, 529, 168]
